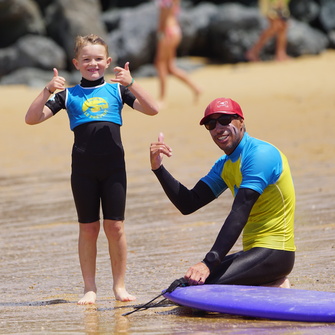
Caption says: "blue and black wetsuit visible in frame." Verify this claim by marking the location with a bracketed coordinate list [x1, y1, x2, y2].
[46, 77, 136, 223]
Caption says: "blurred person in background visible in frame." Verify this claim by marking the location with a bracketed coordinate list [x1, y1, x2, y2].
[246, 0, 291, 62]
[155, 0, 202, 106]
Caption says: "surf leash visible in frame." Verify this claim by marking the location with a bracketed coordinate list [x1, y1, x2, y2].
[122, 277, 188, 316]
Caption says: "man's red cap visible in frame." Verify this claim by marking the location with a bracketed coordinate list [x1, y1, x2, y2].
[200, 97, 244, 125]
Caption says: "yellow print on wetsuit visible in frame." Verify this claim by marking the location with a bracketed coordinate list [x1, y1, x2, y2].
[201, 133, 296, 253]
[82, 97, 108, 119]
[65, 82, 123, 130]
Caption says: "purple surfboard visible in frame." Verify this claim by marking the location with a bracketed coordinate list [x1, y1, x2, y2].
[163, 284, 335, 322]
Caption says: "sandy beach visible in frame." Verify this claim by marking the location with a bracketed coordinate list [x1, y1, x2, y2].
[1, 51, 335, 334]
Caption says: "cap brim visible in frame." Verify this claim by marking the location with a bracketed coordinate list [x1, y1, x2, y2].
[199, 111, 237, 125]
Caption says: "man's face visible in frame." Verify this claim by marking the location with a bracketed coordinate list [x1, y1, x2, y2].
[207, 113, 245, 155]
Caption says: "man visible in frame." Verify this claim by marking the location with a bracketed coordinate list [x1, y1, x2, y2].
[150, 97, 295, 288]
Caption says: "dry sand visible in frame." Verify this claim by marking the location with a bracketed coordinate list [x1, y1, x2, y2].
[0, 51, 335, 333]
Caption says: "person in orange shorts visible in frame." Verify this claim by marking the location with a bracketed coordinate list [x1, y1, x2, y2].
[246, 0, 291, 62]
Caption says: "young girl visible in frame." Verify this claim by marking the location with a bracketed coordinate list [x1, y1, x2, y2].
[26, 34, 159, 304]
[155, 0, 202, 105]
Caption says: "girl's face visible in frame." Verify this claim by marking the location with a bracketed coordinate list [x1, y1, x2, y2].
[72, 43, 111, 81]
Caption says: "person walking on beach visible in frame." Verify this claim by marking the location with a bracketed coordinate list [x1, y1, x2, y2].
[150, 97, 295, 288]
[26, 34, 159, 304]
[246, 0, 291, 62]
[154, 0, 202, 105]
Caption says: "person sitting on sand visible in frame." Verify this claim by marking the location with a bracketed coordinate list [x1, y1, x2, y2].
[246, 0, 291, 62]
[150, 97, 295, 288]
[25, 34, 159, 305]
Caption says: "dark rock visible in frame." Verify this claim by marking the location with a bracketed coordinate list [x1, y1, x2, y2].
[0, 67, 62, 87]
[319, 0, 335, 31]
[0, 0, 45, 48]
[107, 3, 157, 70]
[289, 0, 320, 24]
[180, 3, 218, 57]
[0, 67, 80, 87]
[0, 35, 66, 77]
[0, 0, 333, 86]
[287, 19, 329, 56]
[45, 0, 107, 66]
[207, 4, 263, 63]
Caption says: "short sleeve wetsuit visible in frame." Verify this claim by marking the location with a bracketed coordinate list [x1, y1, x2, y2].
[46, 77, 136, 223]
[153, 133, 296, 285]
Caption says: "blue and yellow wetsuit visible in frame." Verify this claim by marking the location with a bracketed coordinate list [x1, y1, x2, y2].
[153, 132, 295, 285]
[201, 132, 295, 252]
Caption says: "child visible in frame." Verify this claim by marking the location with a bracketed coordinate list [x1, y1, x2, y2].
[154, 0, 202, 105]
[26, 34, 159, 304]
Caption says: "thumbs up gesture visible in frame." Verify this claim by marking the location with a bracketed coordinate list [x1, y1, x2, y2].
[46, 68, 66, 93]
[150, 132, 172, 170]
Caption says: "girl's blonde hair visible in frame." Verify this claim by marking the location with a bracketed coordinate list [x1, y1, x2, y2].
[74, 34, 109, 58]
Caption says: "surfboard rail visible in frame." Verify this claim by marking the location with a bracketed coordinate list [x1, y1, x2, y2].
[163, 284, 335, 322]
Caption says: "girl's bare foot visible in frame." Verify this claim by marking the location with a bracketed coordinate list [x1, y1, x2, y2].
[194, 87, 203, 104]
[245, 50, 260, 62]
[275, 54, 291, 61]
[114, 287, 136, 302]
[77, 291, 97, 305]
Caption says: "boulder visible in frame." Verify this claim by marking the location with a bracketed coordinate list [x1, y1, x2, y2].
[319, 0, 335, 31]
[45, 0, 107, 64]
[0, 35, 66, 77]
[207, 4, 265, 62]
[179, 3, 218, 57]
[289, 0, 320, 24]
[0, 0, 333, 86]
[106, 3, 157, 70]
[287, 19, 329, 56]
[0, 0, 45, 47]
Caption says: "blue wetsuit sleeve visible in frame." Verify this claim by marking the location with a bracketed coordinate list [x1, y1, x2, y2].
[240, 144, 282, 194]
[152, 165, 216, 215]
[200, 156, 228, 197]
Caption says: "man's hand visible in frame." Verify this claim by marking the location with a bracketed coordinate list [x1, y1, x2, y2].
[150, 132, 172, 170]
[184, 261, 210, 285]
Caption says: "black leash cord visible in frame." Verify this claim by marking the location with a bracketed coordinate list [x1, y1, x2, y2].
[122, 277, 188, 316]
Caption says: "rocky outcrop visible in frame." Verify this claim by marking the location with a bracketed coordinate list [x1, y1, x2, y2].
[0, 0, 333, 86]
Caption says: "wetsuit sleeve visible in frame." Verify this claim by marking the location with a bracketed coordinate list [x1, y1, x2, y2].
[120, 85, 136, 108]
[203, 188, 260, 272]
[152, 165, 216, 214]
[45, 90, 66, 115]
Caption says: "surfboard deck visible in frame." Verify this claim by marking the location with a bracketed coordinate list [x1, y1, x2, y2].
[163, 284, 335, 322]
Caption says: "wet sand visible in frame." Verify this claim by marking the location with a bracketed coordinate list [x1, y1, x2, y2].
[1, 51, 335, 334]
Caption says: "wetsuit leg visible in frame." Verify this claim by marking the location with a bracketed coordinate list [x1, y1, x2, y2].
[206, 247, 295, 286]
[71, 169, 100, 223]
[101, 167, 127, 221]
[71, 153, 127, 223]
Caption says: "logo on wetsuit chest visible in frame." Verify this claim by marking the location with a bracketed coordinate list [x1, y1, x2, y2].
[82, 97, 108, 119]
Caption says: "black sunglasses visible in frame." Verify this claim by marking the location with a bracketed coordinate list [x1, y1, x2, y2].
[204, 114, 238, 130]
